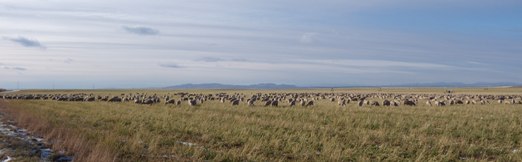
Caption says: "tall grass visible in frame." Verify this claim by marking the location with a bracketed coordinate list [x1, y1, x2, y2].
[1, 90, 522, 161]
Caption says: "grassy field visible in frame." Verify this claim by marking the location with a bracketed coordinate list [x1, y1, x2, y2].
[1, 88, 522, 161]
[10, 87, 522, 95]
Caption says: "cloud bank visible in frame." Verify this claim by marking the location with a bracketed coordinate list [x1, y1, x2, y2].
[3, 36, 45, 48]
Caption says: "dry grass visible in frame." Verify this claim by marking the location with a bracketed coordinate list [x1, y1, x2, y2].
[10, 87, 522, 95]
[1, 88, 522, 161]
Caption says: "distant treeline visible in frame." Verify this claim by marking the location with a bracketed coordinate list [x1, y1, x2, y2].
[0, 89, 6, 92]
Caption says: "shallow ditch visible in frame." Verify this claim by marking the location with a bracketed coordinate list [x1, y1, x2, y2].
[0, 112, 74, 162]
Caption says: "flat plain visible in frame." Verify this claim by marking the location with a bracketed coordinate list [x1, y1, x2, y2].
[1, 88, 522, 161]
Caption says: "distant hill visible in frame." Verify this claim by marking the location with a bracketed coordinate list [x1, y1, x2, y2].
[0, 88, 6, 92]
[162, 82, 521, 90]
[384, 82, 522, 88]
[164, 83, 299, 89]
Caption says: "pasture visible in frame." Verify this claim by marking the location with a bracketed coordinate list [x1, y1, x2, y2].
[1, 88, 522, 161]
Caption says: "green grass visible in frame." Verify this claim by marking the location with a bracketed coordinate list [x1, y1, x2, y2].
[1, 89, 522, 161]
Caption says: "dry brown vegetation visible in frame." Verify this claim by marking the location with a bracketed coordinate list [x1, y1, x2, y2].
[1, 88, 522, 161]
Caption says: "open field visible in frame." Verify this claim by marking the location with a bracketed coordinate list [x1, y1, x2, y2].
[6, 87, 522, 95]
[1, 88, 522, 161]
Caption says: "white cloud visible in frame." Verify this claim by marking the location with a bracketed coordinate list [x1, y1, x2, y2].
[64, 58, 74, 64]
[1, 64, 27, 71]
[163, 58, 453, 75]
[195, 57, 224, 62]
[300, 59, 454, 69]
[299, 33, 318, 44]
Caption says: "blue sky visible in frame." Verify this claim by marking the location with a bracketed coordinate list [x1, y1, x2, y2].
[1, 0, 521, 89]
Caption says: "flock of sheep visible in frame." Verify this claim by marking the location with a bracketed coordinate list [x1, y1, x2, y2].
[2, 92, 522, 107]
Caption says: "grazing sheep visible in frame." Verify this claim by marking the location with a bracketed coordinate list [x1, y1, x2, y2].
[435, 101, 445, 106]
[264, 100, 272, 107]
[402, 100, 416, 106]
[4, 91, 516, 108]
[142, 99, 154, 105]
[84, 96, 95, 102]
[247, 100, 255, 106]
[455, 100, 464, 104]
[108, 96, 122, 102]
[188, 99, 197, 106]
[370, 101, 380, 106]
[305, 100, 314, 107]
[447, 100, 454, 105]
[426, 100, 432, 106]
[338, 99, 346, 107]
[358, 100, 365, 107]
[165, 99, 176, 105]
[289, 100, 296, 107]
[271, 100, 279, 107]
[382, 100, 391, 106]
[231, 100, 240, 106]
[391, 101, 399, 107]
[134, 99, 142, 104]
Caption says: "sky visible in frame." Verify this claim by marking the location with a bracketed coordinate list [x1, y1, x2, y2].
[1, 0, 521, 89]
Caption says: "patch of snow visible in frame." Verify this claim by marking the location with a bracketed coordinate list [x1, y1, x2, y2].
[1, 156, 12, 162]
[177, 141, 196, 147]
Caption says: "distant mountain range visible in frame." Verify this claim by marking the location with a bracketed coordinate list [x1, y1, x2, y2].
[164, 83, 298, 89]
[163, 82, 522, 89]
[383, 82, 522, 88]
